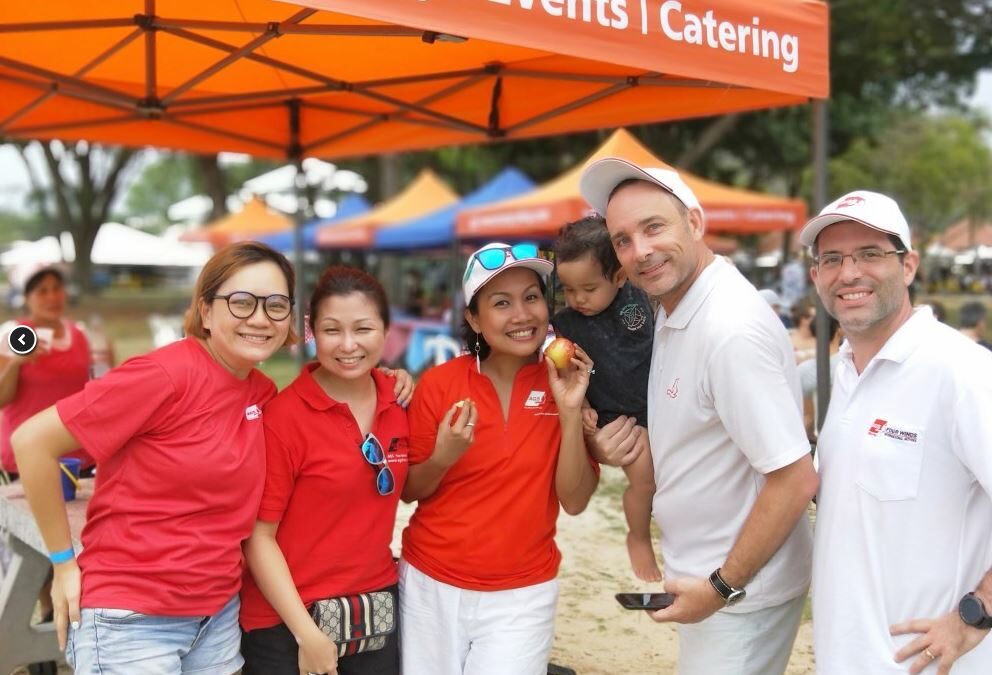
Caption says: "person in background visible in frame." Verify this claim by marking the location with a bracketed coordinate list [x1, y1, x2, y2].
[580, 158, 817, 675]
[551, 216, 659, 581]
[400, 242, 599, 675]
[758, 288, 793, 328]
[788, 298, 818, 363]
[0, 267, 92, 478]
[796, 314, 842, 440]
[240, 266, 417, 675]
[801, 190, 992, 674]
[13, 242, 296, 675]
[958, 300, 992, 351]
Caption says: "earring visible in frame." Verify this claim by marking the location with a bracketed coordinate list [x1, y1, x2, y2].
[474, 334, 481, 373]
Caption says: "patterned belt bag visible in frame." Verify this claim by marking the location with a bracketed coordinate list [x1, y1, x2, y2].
[309, 591, 396, 657]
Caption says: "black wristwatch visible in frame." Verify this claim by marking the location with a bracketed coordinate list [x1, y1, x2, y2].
[709, 568, 746, 606]
[959, 592, 992, 630]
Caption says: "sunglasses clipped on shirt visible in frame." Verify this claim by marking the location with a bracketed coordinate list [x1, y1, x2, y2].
[360, 432, 395, 496]
[463, 242, 540, 282]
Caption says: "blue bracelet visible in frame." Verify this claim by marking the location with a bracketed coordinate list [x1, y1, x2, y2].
[49, 547, 75, 564]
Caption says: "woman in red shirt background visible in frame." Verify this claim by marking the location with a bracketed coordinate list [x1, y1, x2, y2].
[400, 242, 599, 675]
[241, 266, 418, 675]
[0, 267, 93, 477]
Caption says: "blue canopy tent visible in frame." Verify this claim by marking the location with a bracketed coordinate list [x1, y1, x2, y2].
[373, 168, 533, 250]
[257, 194, 371, 251]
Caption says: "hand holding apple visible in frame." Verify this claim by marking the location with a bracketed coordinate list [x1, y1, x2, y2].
[544, 337, 577, 369]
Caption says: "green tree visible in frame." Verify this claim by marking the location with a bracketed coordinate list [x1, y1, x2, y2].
[830, 112, 992, 242]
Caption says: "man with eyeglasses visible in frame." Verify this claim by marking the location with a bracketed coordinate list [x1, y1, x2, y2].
[802, 190, 992, 674]
[579, 158, 818, 675]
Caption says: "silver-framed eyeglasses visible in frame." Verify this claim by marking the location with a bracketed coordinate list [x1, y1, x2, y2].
[813, 248, 905, 270]
[213, 292, 293, 321]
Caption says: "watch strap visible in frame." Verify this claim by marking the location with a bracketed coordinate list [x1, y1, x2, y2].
[708, 569, 739, 601]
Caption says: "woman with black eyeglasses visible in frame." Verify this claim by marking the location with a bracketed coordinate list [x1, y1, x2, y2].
[240, 266, 417, 675]
[12, 242, 297, 674]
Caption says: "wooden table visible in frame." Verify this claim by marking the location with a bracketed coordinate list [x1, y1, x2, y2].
[0, 479, 91, 675]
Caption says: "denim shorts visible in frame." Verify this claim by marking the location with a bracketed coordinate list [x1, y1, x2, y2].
[66, 594, 243, 675]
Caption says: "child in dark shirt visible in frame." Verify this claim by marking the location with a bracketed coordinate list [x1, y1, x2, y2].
[552, 216, 660, 581]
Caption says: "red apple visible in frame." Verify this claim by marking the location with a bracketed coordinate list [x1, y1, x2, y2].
[544, 337, 576, 369]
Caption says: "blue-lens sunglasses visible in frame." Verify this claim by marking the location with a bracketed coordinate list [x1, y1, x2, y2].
[463, 242, 540, 282]
[360, 432, 395, 496]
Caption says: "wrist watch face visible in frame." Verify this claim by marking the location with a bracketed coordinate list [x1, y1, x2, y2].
[726, 589, 746, 606]
[960, 594, 991, 627]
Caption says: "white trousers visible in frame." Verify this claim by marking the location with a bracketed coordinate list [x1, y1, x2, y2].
[676, 592, 806, 675]
[399, 559, 558, 675]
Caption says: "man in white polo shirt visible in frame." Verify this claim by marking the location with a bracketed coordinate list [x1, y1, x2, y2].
[580, 158, 818, 675]
[802, 190, 992, 674]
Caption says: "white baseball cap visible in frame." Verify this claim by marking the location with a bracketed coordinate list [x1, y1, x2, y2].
[462, 242, 553, 305]
[579, 157, 702, 216]
[799, 190, 912, 251]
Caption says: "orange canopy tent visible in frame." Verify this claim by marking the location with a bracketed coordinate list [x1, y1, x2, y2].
[457, 129, 806, 238]
[0, 1, 828, 160]
[314, 169, 458, 248]
[181, 194, 293, 245]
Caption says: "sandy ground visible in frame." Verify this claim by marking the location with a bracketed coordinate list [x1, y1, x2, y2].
[392, 465, 816, 675]
[9, 466, 815, 675]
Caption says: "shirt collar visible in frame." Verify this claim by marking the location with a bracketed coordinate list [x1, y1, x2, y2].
[837, 305, 933, 369]
[657, 256, 727, 331]
[293, 362, 398, 413]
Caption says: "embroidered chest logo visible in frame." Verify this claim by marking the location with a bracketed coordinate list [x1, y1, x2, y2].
[245, 404, 262, 421]
[524, 390, 546, 408]
[666, 378, 680, 399]
[619, 303, 647, 331]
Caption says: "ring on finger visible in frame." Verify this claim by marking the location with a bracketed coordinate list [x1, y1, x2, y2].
[465, 422, 475, 428]
[924, 648, 936, 660]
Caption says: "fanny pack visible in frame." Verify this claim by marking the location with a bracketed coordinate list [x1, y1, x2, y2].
[309, 590, 396, 657]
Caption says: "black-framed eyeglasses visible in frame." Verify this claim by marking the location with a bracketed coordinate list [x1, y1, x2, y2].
[463, 242, 540, 282]
[213, 292, 293, 321]
[360, 432, 395, 496]
[813, 248, 906, 271]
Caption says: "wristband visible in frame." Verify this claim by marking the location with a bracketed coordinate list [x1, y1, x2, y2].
[49, 546, 75, 564]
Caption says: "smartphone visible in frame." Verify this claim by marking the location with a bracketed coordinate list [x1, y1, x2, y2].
[615, 592, 675, 610]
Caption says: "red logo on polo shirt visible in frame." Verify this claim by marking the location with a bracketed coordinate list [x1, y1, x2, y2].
[867, 418, 886, 436]
[837, 195, 866, 209]
[524, 390, 546, 408]
[245, 404, 261, 421]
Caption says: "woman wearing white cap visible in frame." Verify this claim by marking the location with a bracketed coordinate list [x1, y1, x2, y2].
[399, 242, 600, 675]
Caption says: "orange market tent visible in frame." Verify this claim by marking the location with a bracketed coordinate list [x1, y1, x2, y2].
[457, 129, 807, 239]
[182, 194, 293, 245]
[939, 218, 992, 251]
[0, 1, 828, 160]
[314, 169, 458, 248]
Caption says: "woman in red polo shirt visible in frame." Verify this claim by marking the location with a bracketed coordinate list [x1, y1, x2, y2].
[400, 242, 600, 675]
[0, 267, 93, 476]
[13, 242, 297, 675]
[241, 266, 417, 675]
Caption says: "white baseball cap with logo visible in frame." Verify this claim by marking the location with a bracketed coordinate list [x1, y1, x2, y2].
[462, 242, 554, 305]
[799, 190, 913, 251]
[579, 157, 702, 216]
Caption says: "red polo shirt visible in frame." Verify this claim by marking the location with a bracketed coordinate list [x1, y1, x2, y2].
[240, 364, 409, 631]
[401, 355, 596, 591]
[57, 338, 276, 616]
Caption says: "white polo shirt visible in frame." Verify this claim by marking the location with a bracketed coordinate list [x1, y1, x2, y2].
[812, 307, 992, 674]
[648, 257, 813, 613]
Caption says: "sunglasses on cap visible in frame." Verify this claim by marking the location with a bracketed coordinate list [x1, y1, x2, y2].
[463, 243, 540, 282]
[360, 432, 395, 496]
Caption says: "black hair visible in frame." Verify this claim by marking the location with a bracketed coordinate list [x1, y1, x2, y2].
[308, 266, 390, 331]
[553, 215, 620, 279]
[809, 314, 841, 342]
[24, 267, 65, 296]
[461, 272, 548, 361]
[959, 301, 987, 330]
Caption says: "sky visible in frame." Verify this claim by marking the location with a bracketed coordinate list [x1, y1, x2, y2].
[2, 71, 992, 217]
